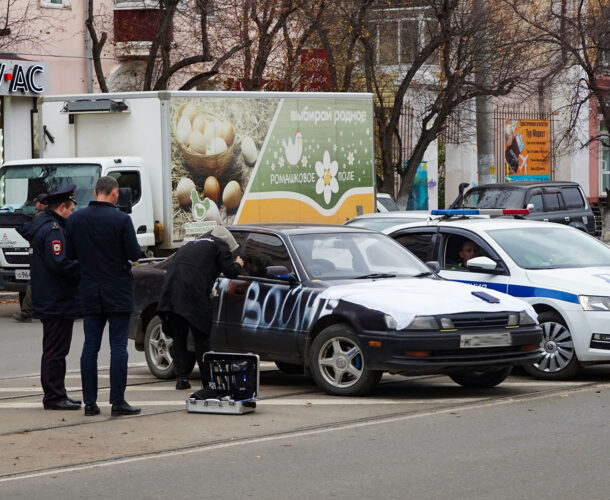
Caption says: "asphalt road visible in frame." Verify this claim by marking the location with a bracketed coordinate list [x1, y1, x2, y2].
[1, 299, 610, 499]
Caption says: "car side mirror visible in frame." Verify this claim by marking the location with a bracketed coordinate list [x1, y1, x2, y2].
[466, 256, 502, 274]
[118, 187, 133, 214]
[526, 203, 535, 213]
[425, 261, 440, 273]
[266, 265, 293, 281]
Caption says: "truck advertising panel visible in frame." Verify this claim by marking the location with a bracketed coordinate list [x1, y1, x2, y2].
[169, 95, 374, 242]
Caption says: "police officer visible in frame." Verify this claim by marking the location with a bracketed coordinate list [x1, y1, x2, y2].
[13, 193, 48, 323]
[65, 176, 141, 417]
[16, 186, 81, 410]
[157, 226, 243, 390]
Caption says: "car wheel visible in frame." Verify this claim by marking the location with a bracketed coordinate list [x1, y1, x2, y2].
[144, 315, 176, 380]
[310, 324, 382, 396]
[522, 311, 581, 380]
[449, 366, 512, 388]
[275, 361, 304, 375]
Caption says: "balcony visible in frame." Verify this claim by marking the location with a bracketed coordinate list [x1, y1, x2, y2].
[113, 7, 168, 60]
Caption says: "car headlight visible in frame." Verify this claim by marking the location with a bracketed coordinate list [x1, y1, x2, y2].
[579, 295, 610, 311]
[518, 311, 537, 326]
[405, 315, 439, 330]
[384, 314, 398, 330]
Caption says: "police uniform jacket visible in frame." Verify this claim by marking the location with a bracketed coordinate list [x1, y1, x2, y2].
[16, 209, 80, 319]
[65, 201, 141, 315]
[157, 235, 242, 328]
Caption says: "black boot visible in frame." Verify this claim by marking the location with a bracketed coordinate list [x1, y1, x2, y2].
[176, 378, 191, 390]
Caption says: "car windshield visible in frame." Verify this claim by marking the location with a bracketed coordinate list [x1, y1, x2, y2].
[463, 188, 524, 209]
[488, 226, 610, 269]
[345, 217, 426, 231]
[0, 164, 99, 215]
[290, 232, 430, 279]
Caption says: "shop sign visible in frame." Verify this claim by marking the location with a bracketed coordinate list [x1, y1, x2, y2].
[0, 59, 50, 97]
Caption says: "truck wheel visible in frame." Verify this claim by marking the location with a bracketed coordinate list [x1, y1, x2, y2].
[275, 361, 304, 375]
[144, 316, 196, 379]
[449, 366, 512, 388]
[310, 324, 382, 396]
[522, 311, 582, 380]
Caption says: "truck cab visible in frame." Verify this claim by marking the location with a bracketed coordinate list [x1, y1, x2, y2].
[0, 156, 153, 293]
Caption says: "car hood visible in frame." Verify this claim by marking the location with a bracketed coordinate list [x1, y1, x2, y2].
[320, 278, 535, 330]
[525, 267, 610, 297]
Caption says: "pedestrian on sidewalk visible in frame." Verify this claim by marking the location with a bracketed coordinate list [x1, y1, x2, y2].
[16, 186, 81, 411]
[66, 176, 142, 417]
[157, 226, 243, 390]
[13, 193, 48, 323]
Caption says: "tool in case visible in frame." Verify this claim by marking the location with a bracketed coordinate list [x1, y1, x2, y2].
[186, 352, 259, 415]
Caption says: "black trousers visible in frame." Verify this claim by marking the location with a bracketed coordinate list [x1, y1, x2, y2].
[40, 317, 74, 405]
[167, 312, 212, 379]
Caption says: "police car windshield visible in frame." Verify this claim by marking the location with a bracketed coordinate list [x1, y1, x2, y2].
[488, 226, 610, 269]
[463, 188, 524, 209]
[0, 164, 99, 214]
[290, 232, 430, 280]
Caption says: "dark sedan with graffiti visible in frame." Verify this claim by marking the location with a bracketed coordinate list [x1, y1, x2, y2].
[129, 224, 543, 396]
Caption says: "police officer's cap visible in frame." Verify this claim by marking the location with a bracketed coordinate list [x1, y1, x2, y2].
[43, 185, 78, 205]
[34, 193, 48, 204]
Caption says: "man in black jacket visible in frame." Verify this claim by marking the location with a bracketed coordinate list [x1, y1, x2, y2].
[17, 186, 81, 410]
[157, 226, 243, 389]
[66, 176, 141, 417]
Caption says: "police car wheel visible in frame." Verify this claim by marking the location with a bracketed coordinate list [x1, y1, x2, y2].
[449, 366, 512, 388]
[522, 311, 582, 380]
[310, 324, 382, 396]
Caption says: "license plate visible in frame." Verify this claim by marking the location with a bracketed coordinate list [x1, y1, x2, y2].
[460, 332, 511, 348]
[15, 269, 30, 280]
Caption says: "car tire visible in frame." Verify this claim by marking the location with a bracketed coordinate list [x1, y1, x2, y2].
[144, 315, 196, 380]
[310, 324, 382, 396]
[449, 366, 512, 388]
[275, 361, 304, 375]
[522, 311, 582, 380]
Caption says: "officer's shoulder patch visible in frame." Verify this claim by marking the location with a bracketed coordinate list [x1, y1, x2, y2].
[51, 240, 62, 256]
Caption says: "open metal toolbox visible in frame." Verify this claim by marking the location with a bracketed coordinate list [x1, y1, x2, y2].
[186, 352, 259, 415]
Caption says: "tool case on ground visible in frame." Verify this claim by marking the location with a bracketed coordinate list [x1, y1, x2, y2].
[186, 352, 259, 415]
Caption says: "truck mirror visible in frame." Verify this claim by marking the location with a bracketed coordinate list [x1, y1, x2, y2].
[118, 187, 133, 214]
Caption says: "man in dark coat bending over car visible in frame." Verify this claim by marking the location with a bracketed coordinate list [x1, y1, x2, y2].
[157, 226, 243, 390]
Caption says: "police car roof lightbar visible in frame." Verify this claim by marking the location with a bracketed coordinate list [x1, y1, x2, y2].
[431, 209, 530, 216]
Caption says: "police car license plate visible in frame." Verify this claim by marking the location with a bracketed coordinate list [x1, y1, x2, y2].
[15, 269, 30, 280]
[460, 332, 511, 348]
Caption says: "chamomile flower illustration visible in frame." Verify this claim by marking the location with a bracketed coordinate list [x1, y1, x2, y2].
[278, 156, 285, 168]
[347, 151, 355, 165]
[315, 151, 339, 205]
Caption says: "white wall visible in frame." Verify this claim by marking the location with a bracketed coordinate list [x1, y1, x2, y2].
[2, 97, 35, 162]
[445, 142, 477, 205]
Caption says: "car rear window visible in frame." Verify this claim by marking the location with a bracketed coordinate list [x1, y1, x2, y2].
[561, 187, 585, 209]
[462, 188, 524, 208]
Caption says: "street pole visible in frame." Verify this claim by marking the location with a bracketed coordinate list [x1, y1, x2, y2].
[475, 0, 495, 185]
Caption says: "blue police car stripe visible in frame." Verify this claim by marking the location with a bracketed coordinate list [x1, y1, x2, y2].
[454, 280, 580, 304]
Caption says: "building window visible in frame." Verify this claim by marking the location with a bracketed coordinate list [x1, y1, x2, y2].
[41, 0, 71, 8]
[369, 10, 439, 68]
[600, 121, 610, 194]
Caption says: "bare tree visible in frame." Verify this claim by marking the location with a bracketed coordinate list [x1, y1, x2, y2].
[361, 0, 540, 207]
[0, 0, 58, 54]
[503, 0, 610, 149]
[86, 0, 253, 92]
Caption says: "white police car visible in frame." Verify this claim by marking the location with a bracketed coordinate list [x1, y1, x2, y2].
[364, 209, 610, 380]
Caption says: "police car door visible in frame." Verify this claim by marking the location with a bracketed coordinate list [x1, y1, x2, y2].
[223, 231, 298, 358]
[437, 229, 510, 294]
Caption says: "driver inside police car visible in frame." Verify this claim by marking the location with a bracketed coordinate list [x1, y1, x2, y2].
[451, 239, 479, 269]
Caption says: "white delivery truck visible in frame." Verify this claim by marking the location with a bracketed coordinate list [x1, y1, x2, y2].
[0, 91, 376, 294]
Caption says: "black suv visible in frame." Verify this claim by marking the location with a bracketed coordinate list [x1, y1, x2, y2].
[459, 181, 599, 235]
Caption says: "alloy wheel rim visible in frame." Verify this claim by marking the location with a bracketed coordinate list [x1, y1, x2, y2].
[317, 336, 363, 388]
[148, 323, 174, 371]
[533, 321, 574, 373]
